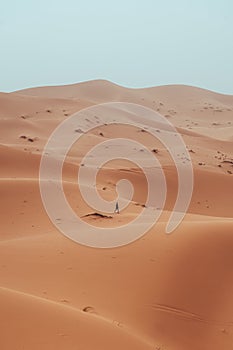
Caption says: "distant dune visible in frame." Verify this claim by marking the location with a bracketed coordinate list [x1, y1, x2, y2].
[0, 80, 233, 350]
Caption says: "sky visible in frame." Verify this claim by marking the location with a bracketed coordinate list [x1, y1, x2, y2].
[1, 0, 233, 93]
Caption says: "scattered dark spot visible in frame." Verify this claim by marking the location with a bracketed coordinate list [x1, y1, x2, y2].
[135, 203, 146, 208]
[19, 135, 27, 139]
[82, 306, 96, 313]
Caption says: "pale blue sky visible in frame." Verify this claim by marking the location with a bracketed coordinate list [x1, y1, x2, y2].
[1, 0, 233, 93]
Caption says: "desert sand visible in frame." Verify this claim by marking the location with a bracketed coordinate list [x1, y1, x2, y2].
[0, 80, 233, 349]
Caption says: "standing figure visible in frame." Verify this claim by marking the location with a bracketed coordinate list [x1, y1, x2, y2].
[114, 201, 120, 214]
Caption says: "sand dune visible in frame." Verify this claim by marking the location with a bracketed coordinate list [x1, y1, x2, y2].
[0, 286, 153, 350]
[0, 80, 232, 349]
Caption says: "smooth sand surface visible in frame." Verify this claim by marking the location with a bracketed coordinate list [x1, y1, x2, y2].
[0, 80, 233, 349]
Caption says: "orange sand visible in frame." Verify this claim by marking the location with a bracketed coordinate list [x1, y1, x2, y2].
[0, 80, 232, 349]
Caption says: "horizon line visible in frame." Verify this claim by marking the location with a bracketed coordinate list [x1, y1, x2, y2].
[2, 79, 233, 97]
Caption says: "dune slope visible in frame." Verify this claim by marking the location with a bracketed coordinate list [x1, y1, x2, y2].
[0, 80, 233, 350]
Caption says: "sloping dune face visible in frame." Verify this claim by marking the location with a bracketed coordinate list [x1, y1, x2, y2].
[0, 80, 233, 350]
